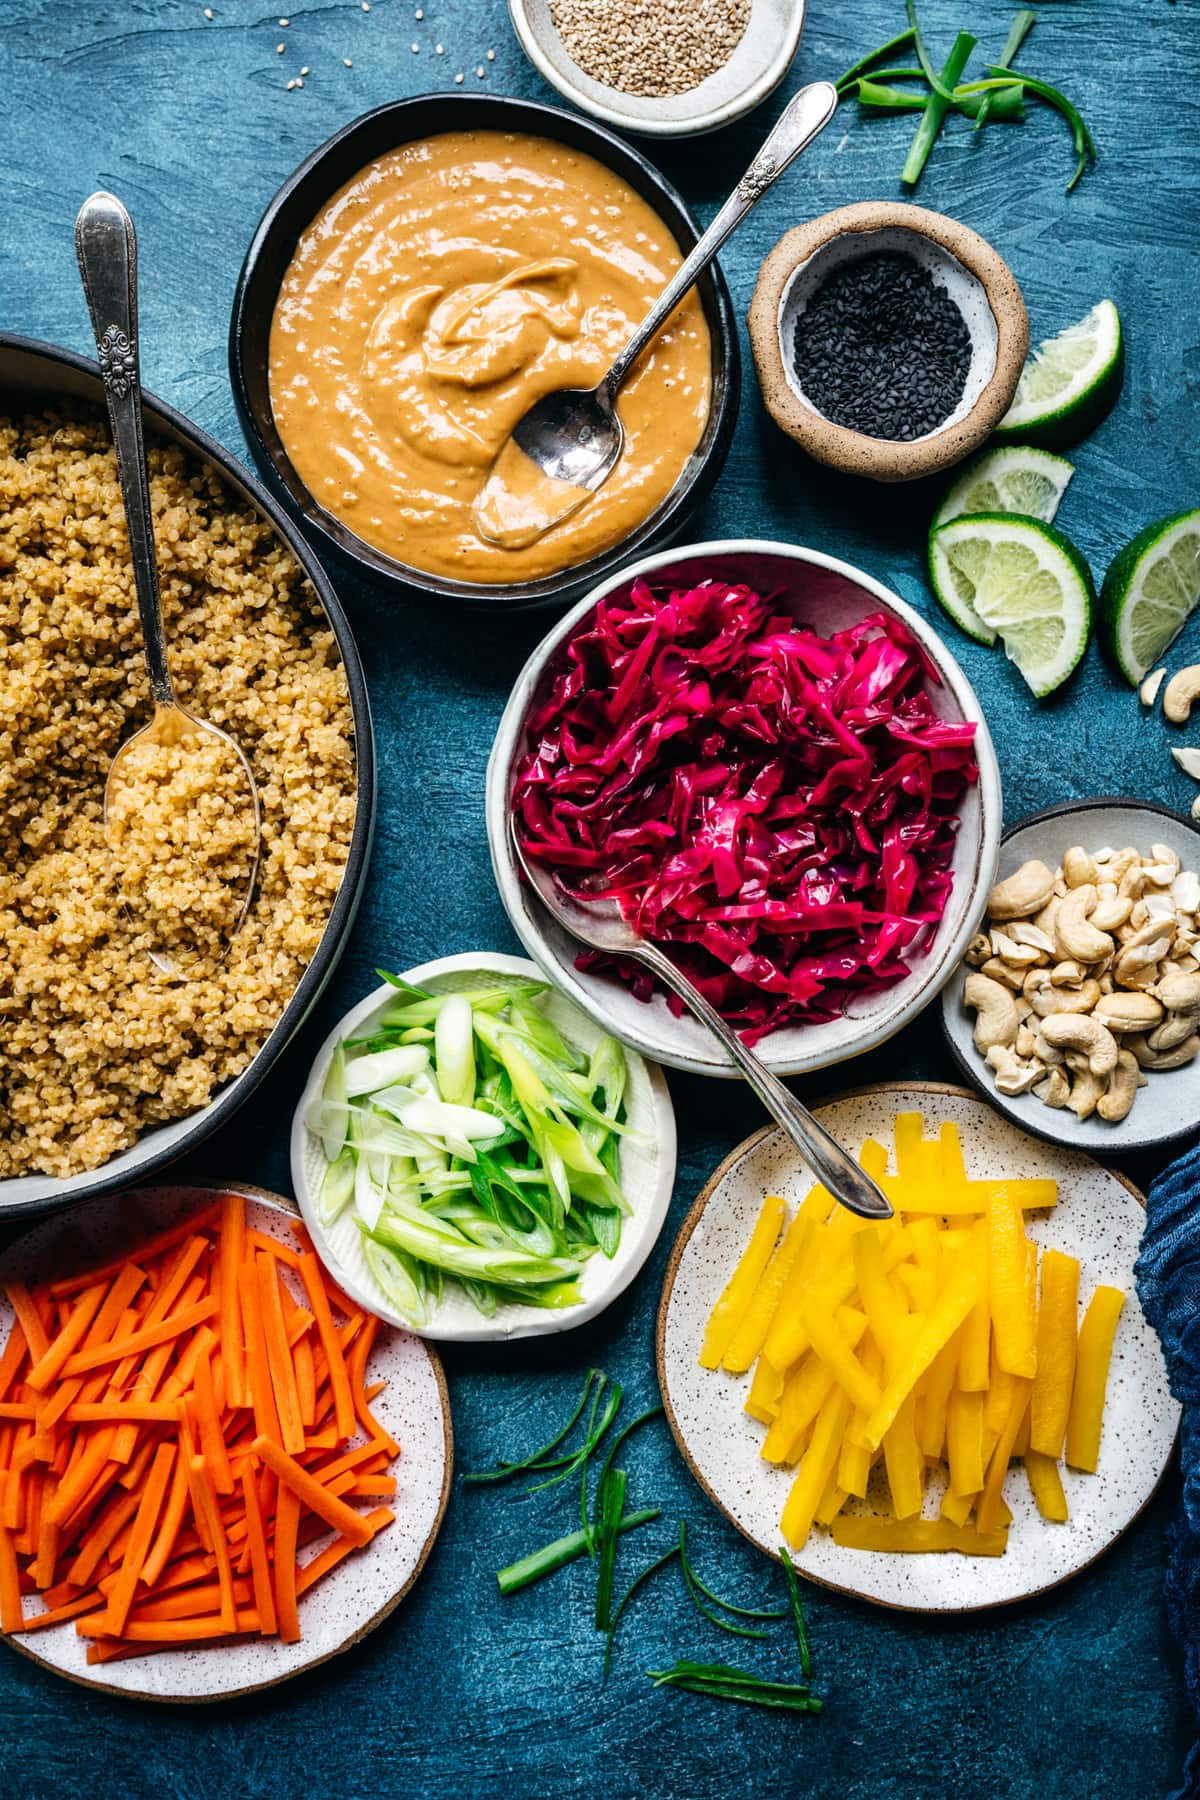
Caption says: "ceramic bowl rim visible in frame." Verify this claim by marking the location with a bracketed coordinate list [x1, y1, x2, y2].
[227, 91, 740, 608]
[0, 331, 376, 1219]
[506, 0, 806, 138]
[289, 949, 679, 1341]
[940, 794, 1200, 1154]
[485, 534, 1003, 1077]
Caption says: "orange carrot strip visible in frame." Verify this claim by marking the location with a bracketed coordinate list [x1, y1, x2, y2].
[37, 1266, 148, 1430]
[138, 1448, 191, 1590]
[157, 1324, 218, 1405]
[84, 1612, 260, 1645]
[247, 1229, 303, 1270]
[252, 1436, 373, 1545]
[49, 1203, 220, 1298]
[45, 1428, 118, 1527]
[33, 1512, 59, 1590]
[346, 1475, 396, 1498]
[306, 1436, 392, 1487]
[186, 1455, 236, 1631]
[217, 1193, 247, 1413]
[4, 1284, 50, 1364]
[27, 1281, 110, 1392]
[273, 1486, 301, 1644]
[65, 1489, 141, 1589]
[18, 1590, 105, 1631]
[0, 1524, 21, 1631]
[238, 1263, 281, 1446]
[13, 1467, 42, 1558]
[63, 1402, 181, 1425]
[294, 1336, 316, 1431]
[364, 1379, 388, 1403]
[117, 1434, 161, 1492]
[124, 1577, 256, 1624]
[102, 1442, 175, 1636]
[295, 1507, 394, 1597]
[240, 1467, 277, 1636]
[192, 1347, 234, 1496]
[0, 1403, 35, 1422]
[0, 1324, 29, 1404]
[297, 1254, 356, 1442]
[256, 1253, 305, 1456]
[59, 1298, 216, 1380]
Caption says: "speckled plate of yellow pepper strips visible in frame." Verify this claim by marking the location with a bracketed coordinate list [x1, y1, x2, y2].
[656, 1083, 1180, 1613]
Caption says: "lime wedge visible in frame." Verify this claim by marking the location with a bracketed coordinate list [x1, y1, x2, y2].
[933, 446, 1074, 532]
[929, 514, 1094, 696]
[994, 300, 1124, 448]
[1099, 510, 1200, 685]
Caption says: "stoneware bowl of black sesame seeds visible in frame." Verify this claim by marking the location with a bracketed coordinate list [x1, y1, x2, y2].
[748, 201, 1028, 483]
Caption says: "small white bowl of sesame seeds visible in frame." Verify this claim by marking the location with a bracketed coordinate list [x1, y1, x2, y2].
[508, 0, 806, 138]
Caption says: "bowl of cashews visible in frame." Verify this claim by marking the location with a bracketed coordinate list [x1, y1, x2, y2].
[941, 797, 1200, 1152]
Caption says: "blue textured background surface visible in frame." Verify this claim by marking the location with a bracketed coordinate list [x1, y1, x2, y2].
[1, 0, 1197, 1793]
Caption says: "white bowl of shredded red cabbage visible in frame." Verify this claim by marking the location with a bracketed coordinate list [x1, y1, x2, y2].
[488, 541, 1001, 1078]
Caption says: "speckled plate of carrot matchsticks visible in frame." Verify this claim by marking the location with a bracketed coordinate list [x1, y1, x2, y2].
[0, 1184, 452, 1700]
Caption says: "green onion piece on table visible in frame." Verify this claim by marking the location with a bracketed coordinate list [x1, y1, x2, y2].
[647, 1663, 823, 1714]
[779, 1545, 814, 1679]
[835, 24, 918, 94]
[902, 30, 976, 188]
[594, 1467, 628, 1630]
[604, 1542, 681, 1676]
[464, 1368, 601, 1483]
[496, 1507, 662, 1597]
[973, 7, 1036, 130]
[678, 1522, 769, 1639]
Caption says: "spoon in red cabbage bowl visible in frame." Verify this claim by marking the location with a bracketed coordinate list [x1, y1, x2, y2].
[509, 816, 892, 1220]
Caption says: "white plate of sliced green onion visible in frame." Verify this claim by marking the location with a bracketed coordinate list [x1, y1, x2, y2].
[291, 953, 677, 1341]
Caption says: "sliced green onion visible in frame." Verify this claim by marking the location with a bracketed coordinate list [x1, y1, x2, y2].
[679, 1523, 768, 1640]
[902, 29, 976, 188]
[647, 1662, 822, 1713]
[905, 0, 960, 102]
[956, 70, 1096, 188]
[592, 1405, 663, 1534]
[496, 1506, 661, 1597]
[525, 1378, 621, 1494]
[779, 1545, 813, 1680]
[464, 1369, 600, 1483]
[317, 1146, 356, 1224]
[433, 993, 476, 1106]
[603, 1542, 680, 1676]
[343, 1043, 429, 1097]
[974, 7, 1035, 130]
[834, 24, 917, 93]
[594, 1467, 627, 1630]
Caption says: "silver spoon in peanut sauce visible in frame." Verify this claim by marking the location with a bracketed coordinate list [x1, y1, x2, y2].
[473, 81, 838, 550]
[75, 192, 261, 978]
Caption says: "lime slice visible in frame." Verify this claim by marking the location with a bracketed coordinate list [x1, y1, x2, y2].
[929, 513, 1094, 696]
[994, 300, 1124, 448]
[1099, 510, 1200, 685]
[933, 446, 1074, 532]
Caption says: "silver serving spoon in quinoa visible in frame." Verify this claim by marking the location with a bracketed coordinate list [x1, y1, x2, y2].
[75, 192, 261, 978]
[472, 81, 838, 549]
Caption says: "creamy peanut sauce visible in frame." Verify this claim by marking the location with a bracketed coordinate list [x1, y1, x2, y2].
[268, 130, 712, 583]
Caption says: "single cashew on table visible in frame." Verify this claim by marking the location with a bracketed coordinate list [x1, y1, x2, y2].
[963, 843, 1200, 1122]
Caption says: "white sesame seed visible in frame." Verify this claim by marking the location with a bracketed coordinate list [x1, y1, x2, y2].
[415, 5, 423, 14]
[486, 47, 495, 60]
[476, 64, 484, 76]
[343, 56, 353, 66]
[300, 64, 309, 74]
[277, 42, 285, 53]
[411, 40, 419, 50]
[362, 2, 370, 10]
[203, 7, 213, 17]
[286, 78, 296, 88]
[296, 75, 304, 86]
[454, 70, 463, 82]
[279, 16, 288, 23]
[435, 41, 443, 53]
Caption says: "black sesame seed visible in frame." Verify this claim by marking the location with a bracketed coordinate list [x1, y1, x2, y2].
[792, 251, 972, 441]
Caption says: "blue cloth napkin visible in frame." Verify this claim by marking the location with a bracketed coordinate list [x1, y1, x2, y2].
[1135, 1142, 1200, 1799]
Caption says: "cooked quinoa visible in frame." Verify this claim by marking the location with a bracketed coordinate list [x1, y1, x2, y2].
[0, 411, 357, 1180]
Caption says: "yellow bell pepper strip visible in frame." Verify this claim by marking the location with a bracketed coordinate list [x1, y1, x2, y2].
[1030, 1248, 1080, 1458]
[1064, 1285, 1125, 1472]
[860, 1262, 977, 1452]
[939, 1484, 975, 1527]
[916, 1328, 962, 1460]
[801, 1295, 884, 1415]
[859, 1138, 890, 1181]
[838, 1338, 883, 1498]
[744, 1354, 785, 1424]
[700, 1194, 786, 1369]
[722, 1215, 812, 1374]
[939, 1120, 969, 1208]
[814, 1475, 849, 1527]
[894, 1110, 926, 1181]
[883, 1177, 1058, 1216]
[947, 1387, 986, 1495]
[985, 1356, 1021, 1437]
[832, 1516, 1008, 1556]
[987, 1186, 1037, 1377]
[882, 1390, 925, 1519]
[976, 1377, 1032, 1535]
[958, 1220, 991, 1391]
[1012, 1406, 1031, 1458]
[781, 1385, 852, 1549]
[852, 1227, 907, 1355]
[1024, 1450, 1069, 1521]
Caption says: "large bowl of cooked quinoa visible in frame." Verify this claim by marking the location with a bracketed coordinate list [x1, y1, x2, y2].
[0, 334, 374, 1216]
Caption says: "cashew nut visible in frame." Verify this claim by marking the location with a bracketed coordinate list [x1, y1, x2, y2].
[1140, 667, 1167, 708]
[1171, 747, 1200, 780]
[1147, 1013, 1198, 1053]
[963, 972, 1020, 1052]
[1032, 895, 1061, 936]
[1113, 932, 1172, 988]
[979, 956, 1026, 991]
[1097, 1050, 1141, 1122]
[1052, 886, 1113, 964]
[1145, 844, 1180, 885]
[1091, 893, 1133, 933]
[1016, 1023, 1039, 1058]
[985, 1045, 1047, 1095]
[1050, 959, 1086, 987]
[1129, 1032, 1200, 1071]
[986, 859, 1057, 921]
[1027, 973, 1102, 1017]
[1062, 846, 1099, 888]
[989, 931, 1042, 968]
[965, 933, 992, 967]
[1155, 969, 1200, 1014]
[1163, 666, 1200, 725]
[1172, 869, 1200, 914]
[1094, 990, 1163, 1032]
[1007, 921, 1057, 955]
[1066, 1066, 1106, 1120]
[1033, 1068, 1070, 1108]
[1038, 1012, 1120, 1076]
